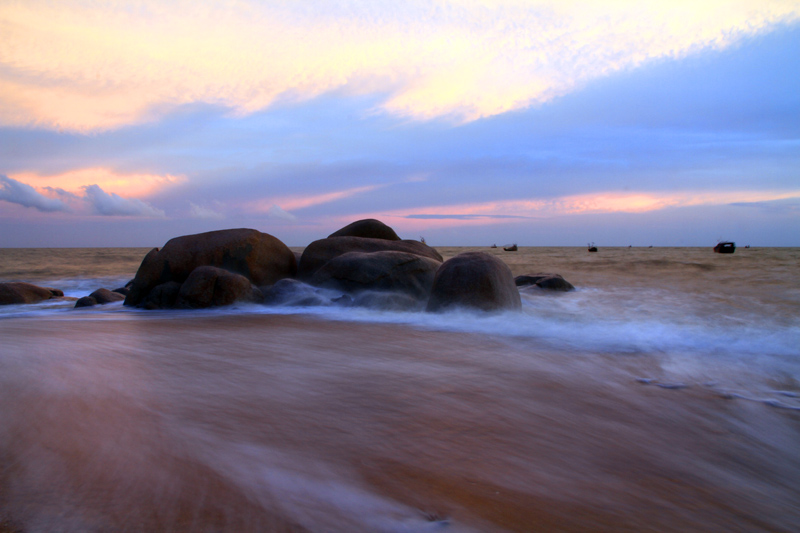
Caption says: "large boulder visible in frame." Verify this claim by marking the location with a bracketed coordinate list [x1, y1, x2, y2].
[328, 219, 401, 241]
[125, 229, 296, 307]
[175, 266, 262, 309]
[298, 236, 443, 280]
[0, 282, 63, 305]
[515, 273, 575, 292]
[310, 250, 441, 300]
[426, 252, 521, 312]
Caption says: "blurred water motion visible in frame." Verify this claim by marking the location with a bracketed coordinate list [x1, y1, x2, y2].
[2, 314, 800, 532]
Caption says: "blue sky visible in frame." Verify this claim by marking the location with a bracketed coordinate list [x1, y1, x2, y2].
[1, 1, 798, 247]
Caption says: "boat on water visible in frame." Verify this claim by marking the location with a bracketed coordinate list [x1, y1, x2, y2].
[587, 242, 598, 252]
[713, 242, 736, 254]
[503, 244, 518, 252]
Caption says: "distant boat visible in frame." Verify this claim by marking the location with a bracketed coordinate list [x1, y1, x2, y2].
[713, 242, 736, 254]
[490, 244, 497, 248]
[504, 244, 518, 251]
[587, 242, 598, 252]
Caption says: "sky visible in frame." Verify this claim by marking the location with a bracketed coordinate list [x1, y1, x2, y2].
[1, 0, 799, 247]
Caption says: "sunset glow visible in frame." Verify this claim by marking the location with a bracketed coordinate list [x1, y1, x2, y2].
[1, 1, 798, 246]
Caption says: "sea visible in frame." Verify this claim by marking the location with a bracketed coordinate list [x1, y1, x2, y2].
[1, 246, 799, 532]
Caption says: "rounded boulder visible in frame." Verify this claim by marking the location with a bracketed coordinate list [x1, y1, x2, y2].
[310, 250, 441, 300]
[426, 252, 521, 312]
[176, 266, 262, 309]
[0, 282, 63, 305]
[298, 236, 443, 280]
[328, 219, 401, 241]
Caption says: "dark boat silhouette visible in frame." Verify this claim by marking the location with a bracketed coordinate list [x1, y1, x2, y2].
[587, 242, 597, 252]
[713, 242, 735, 254]
[503, 244, 518, 251]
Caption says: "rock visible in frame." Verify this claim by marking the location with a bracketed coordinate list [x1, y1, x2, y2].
[310, 251, 441, 300]
[125, 229, 296, 307]
[90, 288, 127, 304]
[515, 273, 575, 292]
[328, 219, 401, 241]
[74, 296, 98, 308]
[176, 266, 262, 309]
[142, 281, 182, 310]
[298, 236, 443, 280]
[352, 291, 425, 312]
[112, 287, 130, 296]
[0, 282, 63, 305]
[426, 252, 521, 312]
[261, 278, 336, 307]
[74, 288, 126, 308]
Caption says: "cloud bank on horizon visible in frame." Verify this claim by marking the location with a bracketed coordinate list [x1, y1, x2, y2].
[1, 0, 799, 246]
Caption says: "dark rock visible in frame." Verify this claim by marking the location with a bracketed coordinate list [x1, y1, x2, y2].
[426, 252, 521, 312]
[262, 278, 334, 307]
[90, 288, 127, 304]
[125, 229, 296, 307]
[352, 291, 425, 312]
[298, 236, 443, 280]
[74, 296, 98, 308]
[142, 281, 182, 310]
[0, 282, 63, 305]
[515, 274, 575, 292]
[176, 266, 262, 309]
[328, 219, 401, 241]
[310, 251, 441, 300]
[112, 287, 130, 296]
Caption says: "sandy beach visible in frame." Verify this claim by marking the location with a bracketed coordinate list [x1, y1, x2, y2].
[2, 313, 799, 532]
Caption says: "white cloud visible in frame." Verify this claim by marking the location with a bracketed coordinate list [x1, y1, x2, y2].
[82, 184, 165, 217]
[188, 201, 225, 220]
[1, 1, 797, 130]
[0, 174, 69, 212]
[266, 204, 297, 221]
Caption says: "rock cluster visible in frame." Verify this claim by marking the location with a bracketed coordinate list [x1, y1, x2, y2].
[4, 219, 576, 313]
[124, 228, 296, 309]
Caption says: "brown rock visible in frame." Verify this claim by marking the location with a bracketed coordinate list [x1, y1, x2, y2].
[310, 251, 441, 300]
[0, 282, 63, 305]
[90, 288, 127, 304]
[328, 219, 401, 240]
[125, 229, 296, 307]
[142, 281, 182, 310]
[298, 236, 443, 280]
[426, 252, 521, 312]
[176, 266, 262, 309]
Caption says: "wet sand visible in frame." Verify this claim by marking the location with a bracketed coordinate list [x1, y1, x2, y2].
[1, 313, 799, 532]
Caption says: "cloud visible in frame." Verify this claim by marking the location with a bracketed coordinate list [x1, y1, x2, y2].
[188, 201, 225, 220]
[82, 184, 165, 217]
[11, 168, 187, 198]
[0, 174, 69, 212]
[1, 1, 798, 130]
[405, 214, 531, 220]
[266, 204, 297, 221]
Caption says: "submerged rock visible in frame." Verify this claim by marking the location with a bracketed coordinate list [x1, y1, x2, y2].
[74, 288, 127, 308]
[426, 252, 521, 312]
[125, 228, 296, 308]
[0, 282, 63, 305]
[515, 273, 575, 292]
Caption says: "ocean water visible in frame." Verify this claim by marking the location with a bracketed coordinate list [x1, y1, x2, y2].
[2, 246, 798, 372]
[1, 246, 800, 531]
